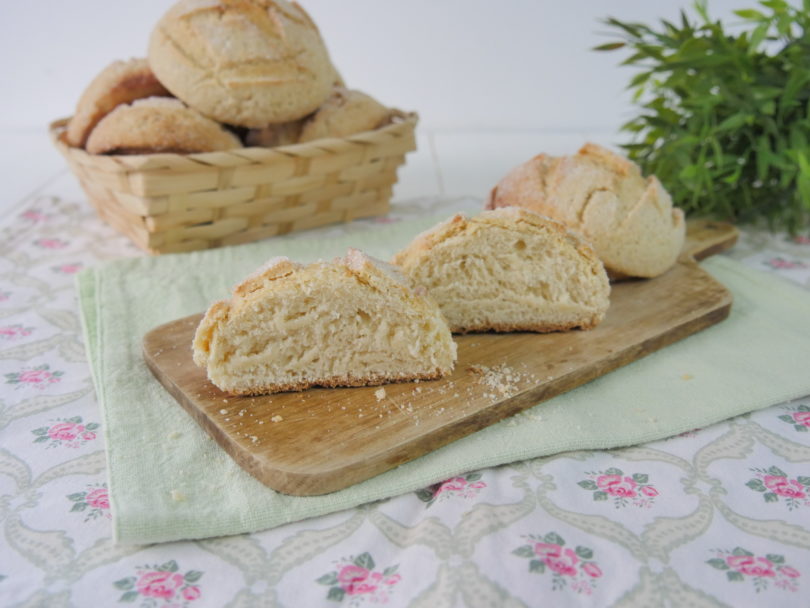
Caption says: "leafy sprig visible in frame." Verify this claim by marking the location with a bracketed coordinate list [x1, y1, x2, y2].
[596, 0, 810, 233]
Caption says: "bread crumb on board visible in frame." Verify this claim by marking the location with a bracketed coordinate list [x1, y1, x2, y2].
[468, 364, 522, 398]
[375, 388, 386, 401]
[271, 415, 283, 423]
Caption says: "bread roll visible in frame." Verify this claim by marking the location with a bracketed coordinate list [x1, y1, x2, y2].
[192, 249, 457, 395]
[148, 0, 335, 127]
[487, 143, 685, 279]
[244, 119, 305, 148]
[298, 87, 390, 142]
[86, 97, 242, 155]
[66, 58, 170, 149]
[392, 208, 610, 333]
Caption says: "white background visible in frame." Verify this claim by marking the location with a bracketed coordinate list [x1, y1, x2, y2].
[0, 0, 747, 214]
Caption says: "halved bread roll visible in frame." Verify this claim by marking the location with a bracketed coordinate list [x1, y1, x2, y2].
[487, 143, 685, 279]
[391, 208, 610, 334]
[192, 249, 456, 395]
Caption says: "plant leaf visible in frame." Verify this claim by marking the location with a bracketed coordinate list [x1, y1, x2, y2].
[593, 42, 626, 51]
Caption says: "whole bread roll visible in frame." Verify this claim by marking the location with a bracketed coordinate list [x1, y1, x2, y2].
[192, 249, 457, 395]
[86, 97, 242, 155]
[66, 58, 170, 149]
[148, 0, 335, 127]
[298, 87, 390, 143]
[244, 119, 305, 148]
[392, 208, 610, 333]
[487, 143, 685, 279]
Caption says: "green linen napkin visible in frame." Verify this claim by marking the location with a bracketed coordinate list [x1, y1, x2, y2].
[77, 214, 810, 545]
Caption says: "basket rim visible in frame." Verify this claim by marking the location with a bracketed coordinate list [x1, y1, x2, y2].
[49, 109, 418, 166]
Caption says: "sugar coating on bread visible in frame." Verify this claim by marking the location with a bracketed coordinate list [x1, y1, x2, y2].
[86, 97, 242, 155]
[298, 87, 390, 143]
[392, 208, 610, 334]
[192, 248, 457, 395]
[148, 0, 335, 127]
[487, 143, 685, 278]
[66, 58, 170, 149]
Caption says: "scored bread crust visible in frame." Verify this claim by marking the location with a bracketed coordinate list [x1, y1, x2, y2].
[148, 0, 335, 127]
[86, 97, 242, 155]
[66, 58, 170, 149]
[193, 250, 457, 395]
[392, 207, 610, 334]
[487, 143, 685, 279]
[210, 368, 449, 396]
[298, 87, 390, 143]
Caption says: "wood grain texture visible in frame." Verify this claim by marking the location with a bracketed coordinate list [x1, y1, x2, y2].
[143, 220, 737, 496]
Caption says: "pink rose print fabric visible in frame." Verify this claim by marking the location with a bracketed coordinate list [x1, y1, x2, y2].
[52, 262, 82, 275]
[317, 552, 401, 604]
[31, 416, 99, 449]
[6, 364, 63, 389]
[416, 472, 486, 507]
[765, 257, 808, 270]
[746, 466, 810, 510]
[512, 532, 603, 594]
[34, 237, 69, 249]
[778, 404, 810, 432]
[707, 548, 801, 592]
[0, 324, 33, 340]
[20, 209, 47, 222]
[578, 467, 658, 508]
[113, 561, 203, 606]
[67, 484, 111, 521]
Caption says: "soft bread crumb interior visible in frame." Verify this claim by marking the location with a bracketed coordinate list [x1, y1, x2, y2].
[402, 220, 609, 333]
[200, 263, 455, 394]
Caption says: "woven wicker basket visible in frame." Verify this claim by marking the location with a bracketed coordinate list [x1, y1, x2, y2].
[50, 111, 417, 254]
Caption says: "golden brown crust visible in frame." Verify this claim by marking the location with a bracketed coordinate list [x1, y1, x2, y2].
[452, 318, 602, 335]
[86, 97, 242, 155]
[298, 87, 390, 143]
[488, 143, 685, 278]
[392, 207, 603, 275]
[232, 257, 301, 297]
[148, 0, 335, 127]
[222, 367, 449, 396]
[193, 248, 456, 395]
[66, 58, 170, 149]
[244, 120, 305, 148]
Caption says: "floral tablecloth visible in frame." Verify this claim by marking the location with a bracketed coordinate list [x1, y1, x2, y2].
[1, 190, 810, 608]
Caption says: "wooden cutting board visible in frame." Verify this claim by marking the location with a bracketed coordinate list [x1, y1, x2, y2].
[143, 220, 737, 496]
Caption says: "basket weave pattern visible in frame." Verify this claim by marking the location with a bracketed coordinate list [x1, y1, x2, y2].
[50, 112, 417, 254]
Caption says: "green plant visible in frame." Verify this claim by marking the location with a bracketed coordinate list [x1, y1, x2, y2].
[596, 0, 810, 233]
